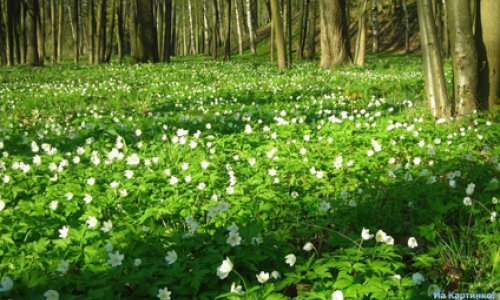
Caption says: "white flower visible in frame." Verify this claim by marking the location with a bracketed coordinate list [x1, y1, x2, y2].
[124, 170, 134, 178]
[0, 276, 13, 292]
[375, 230, 387, 243]
[135, 129, 142, 137]
[412, 272, 425, 285]
[248, 157, 256, 166]
[371, 139, 382, 152]
[427, 284, 441, 297]
[165, 250, 178, 264]
[367, 149, 375, 157]
[230, 282, 243, 294]
[83, 194, 93, 204]
[49, 201, 58, 210]
[101, 220, 113, 233]
[86, 177, 95, 186]
[86, 216, 98, 229]
[361, 228, 373, 240]
[332, 290, 344, 300]
[110, 181, 119, 188]
[466, 183, 475, 195]
[105, 243, 114, 252]
[316, 170, 324, 179]
[333, 156, 343, 169]
[108, 251, 124, 267]
[65, 192, 73, 201]
[197, 182, 206, 190]
[57, 260, 69, 274]
[227, 231, 242, 247]
[58, 226, 69, 239]
[271, 270, 281, 279]
[157, 287, 171, 300]
[490, 212, 496, 223]
[169, 176, 178, 185]
[0, 200, 5, 212]
[134, 258, 142, 266]
[320, 201, 331, 211]
[349, 199, 357, 207]
[408, 237, 418, 248]
[285, 254, 296, 267]
[44, 289, 59, 300]
[33, 155, 42, 165]
[245, 124, 252, 134]
[217, 257, 233, 280]
[463, 197, 473, 206]
[268, 168, 277, 176]
[385, 236, 394, 245]
[201, 160, 209, 169]
[303, 242, 314, 252]
[256, 271, 270, 284]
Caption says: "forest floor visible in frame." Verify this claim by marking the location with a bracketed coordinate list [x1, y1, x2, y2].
[0, 54, 498, 299]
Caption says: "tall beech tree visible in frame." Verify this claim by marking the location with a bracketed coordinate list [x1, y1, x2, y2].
[318, 0, 351, 68]
[270, 0, 286, 69]
[24, 0, 40, 66]
[223, 0, 231, 60]
[447, 0, 477, 116]
[130, 0, 158, 62]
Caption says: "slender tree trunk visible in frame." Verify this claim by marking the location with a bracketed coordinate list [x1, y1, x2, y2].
[246, 0, 256, 55]
[188, 0, 195, 54]
[417, 0, 450, 118]
[25, 0, 40, 66]
[355, 0, 368, 66]
[371, 0, 379, 52]
[50, 0, 56, 63]
[130, 0, 158, 62]
[116, 0, 123, 63]
[286, 0, 292, 65]
[171, 0, 176, 56]
[402, 0, 409, 53]
[13, 1, 21, 64]
[270, 0, 285, 68]
[235, 0, 243, 55]
[88, 0, 95, 64]
[305, 0, 317, 59]
[319, 0, 351, 68]
[476, 0, 500, 110]
[68, 0, 79, 63]
[38, 0, 45, 63]
[57, 0, 63, 62]
[20, 2, 27, 64]
[447, 0, 478, 116]
[0, 1, 4, 65]
[203, 0, 210, 54]
[223, 0, 231, 60]
[296, 0, 306, 60]
[211, 0, 219, 59]
[163, 0, 172, 61]
[106, 0, 115, 62]
[2, 0, 16, 66]
[157, 0, 163, 56]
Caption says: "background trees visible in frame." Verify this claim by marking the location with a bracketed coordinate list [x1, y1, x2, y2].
[0, 0, 497, 114]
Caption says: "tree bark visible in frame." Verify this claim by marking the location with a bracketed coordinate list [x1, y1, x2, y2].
[447, 0, 478, 116]
[163, 0, 172, 61]
[296, 0, 306, 60]
[2, 0, 15, 66]
[402, 0, 409, 53]
[116, 0, 124, 63]
[57, 0, 63, 62]
[188, 0, 195, 54]
[211, 0, 218, 59]
[87, 0, 95, 64]
[20, 1, 27, 64]
[235, 0, 243, 55]
[354, 0, 368, 66]
[305, 0, 317, 60]
[270, 0, 285, 68]
[24, 0, 40, 66]
[203, 0, 210, 54]
[476, 0, 500, 110]
[68, 0, 79, 63]
[0, 1, 4, 65]
[223, 0, 231, 60]
[319, 0, 351, 68]
[130, 0, 158, 62]
[246, 0, 256, 55]
[371, 0, 379, 52]
[417, 0, 450, 118]
[286, 0, 292, 65]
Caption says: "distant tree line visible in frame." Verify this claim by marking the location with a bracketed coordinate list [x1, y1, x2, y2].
[0, 0, 498, 114]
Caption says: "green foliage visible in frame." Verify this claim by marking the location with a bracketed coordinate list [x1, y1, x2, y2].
[0, 54, 498, 299]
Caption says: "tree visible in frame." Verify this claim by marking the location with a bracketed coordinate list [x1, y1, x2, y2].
[57, 0, 63, 62]
[69, 0, 79, 63]
[246, 0, 256, 55]
[24, 0, 40, 66]
[87, 0, 95, 63]
[116, 0, 124, 63]
[211, 0, 219, 59]
[354, 0, 368, 66]
[1, 0, 15, 66]
[371, 0, 379, 52]
[130, 0, 158, 63]
[296, 0, 306, 60]
[235, 0, 243, 55]
[476, 0, 499, 110]
[223, 0, 231, 60]
[447, 0, 477, 116]
[270, 0, 286, 69]
[417, 0, 449, 118]
[50, 0, 57, 63]
[163, 0, 173, 62]
[318, 0, 351, 68]
[305, 0, 317, 60]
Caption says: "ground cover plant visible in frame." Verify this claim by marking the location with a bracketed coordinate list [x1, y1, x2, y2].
[0, 54, 498, 299]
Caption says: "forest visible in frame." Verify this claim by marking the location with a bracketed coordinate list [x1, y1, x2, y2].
[0, 0, 499, 299]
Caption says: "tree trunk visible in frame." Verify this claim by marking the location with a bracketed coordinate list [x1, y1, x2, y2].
[157, 0, 164, 56]
[270, 0, 285, 68]
[68, 0, 79, 63]
[235, 0, 243, 55]
[105, 0, 115, 62]
[246, 0, 256, 55]
[371, 0, 379, 52]
[296, 0, 306, 60]
[24, 0, 40, 66]
[130, 0, 158, 62]
[223, 0, 231, 60]
[476, 0, 500, 110]
[116, 0, 124, 63]
[188, 0, 195, 54]
[57, 0, 63, 62]
[88, 0, 95, 64]
[354, 0, 368, 66]
[286, 0, 292, 65]
[447, 0, 478, 116]
[211, 0, 218, 59]
[305, 0, 317, 60]
[417, 0, 450, 118]
[318, 0, 351, 68]
[0, 1, 4, 65]
[402, 0, 409, 52]
[163, 0, 172, 61]
[20, 2, 27, 64]
[203, 0, 210, 55]
[2, 0, 15, 66]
